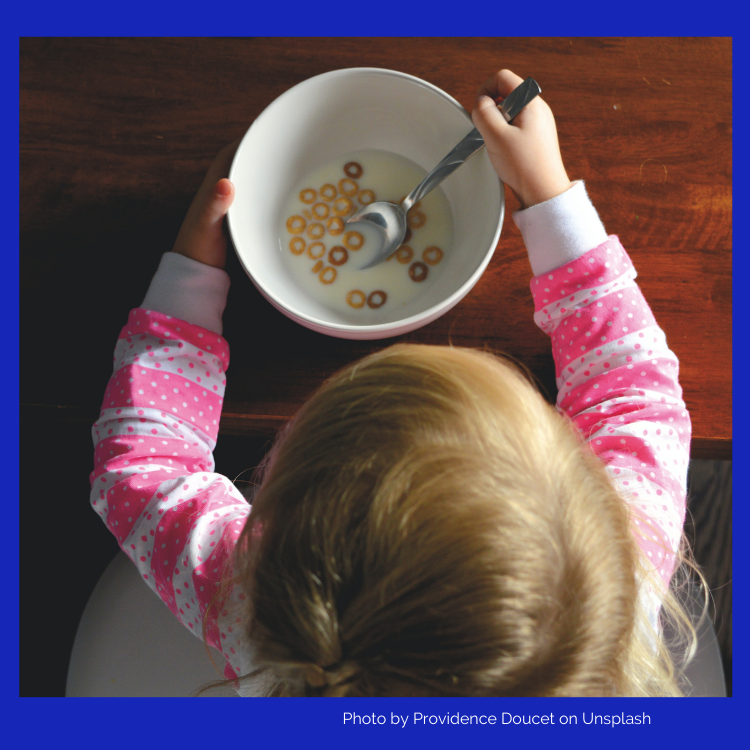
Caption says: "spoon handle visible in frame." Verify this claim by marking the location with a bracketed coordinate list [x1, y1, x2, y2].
[403, 128, 486, 209]
[403, 77, 541, 210]
[499, 77, 542, 122]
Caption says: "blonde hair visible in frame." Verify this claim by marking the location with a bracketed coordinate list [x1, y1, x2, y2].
[202, 344, 700, 696]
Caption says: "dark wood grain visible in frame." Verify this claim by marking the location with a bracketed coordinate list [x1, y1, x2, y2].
[20, 38, 732, 459]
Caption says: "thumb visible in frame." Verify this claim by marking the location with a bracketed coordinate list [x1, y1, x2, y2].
[197, 178, 235, 229]
[471, 95, 513, 147]
[172, 178, 236, 269]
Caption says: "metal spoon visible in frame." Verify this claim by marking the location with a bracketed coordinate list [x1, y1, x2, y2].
[347, 77, 541, 269]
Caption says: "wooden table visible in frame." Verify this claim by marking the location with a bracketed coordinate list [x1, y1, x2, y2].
[20, 37, 732, 459]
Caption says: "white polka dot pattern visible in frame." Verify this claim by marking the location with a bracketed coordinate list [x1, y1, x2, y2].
[531, 236, 691, 596]
[89, 308, 248, 681]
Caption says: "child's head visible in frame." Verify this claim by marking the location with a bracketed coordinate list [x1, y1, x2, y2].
[231, 344, 684, 696]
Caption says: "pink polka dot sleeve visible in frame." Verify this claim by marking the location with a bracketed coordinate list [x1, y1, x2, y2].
[89, 308, 249, 681]
[531, 236, 691, 592]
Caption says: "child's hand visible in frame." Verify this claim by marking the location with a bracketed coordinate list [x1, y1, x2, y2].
[171, 140, 240, 270]
[471, 69, 572, 209]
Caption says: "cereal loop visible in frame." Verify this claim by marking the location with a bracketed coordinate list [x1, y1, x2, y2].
[332, 197, 354, 217]
[306, 242, 325, 260]
[409, 261, 428, 282]
[403, 226, 413, 244]
[367, 290, 387, 309]
[286, 215, 306, 234]
[395, 245, 414, 264]
[343, 231, 364, 251]
[289, 237, 306, 255]
[300, 188, 317, 204]
[320, 184, 337, 201]
[312, 203, 330, 220]
[306, 223, 325, 240]
[344, 161, 363, 179]
[311, 260, 324, 274]
[303, 209, 312, 220]
[358, 189, 375, 205]
[346, 290, 366, 309]
[327, 217, 345, 236]
[407, 210, 426, 229]
[319, 266, 337, 285]
[422, 246, 444, 266]
[338, 178, 359, 198]
[328, 246, 349, 266]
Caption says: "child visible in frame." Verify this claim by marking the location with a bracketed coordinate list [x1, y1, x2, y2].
[90, 69, 696, 696]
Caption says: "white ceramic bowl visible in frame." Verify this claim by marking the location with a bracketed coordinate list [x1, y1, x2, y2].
[228, 67, 504, 340]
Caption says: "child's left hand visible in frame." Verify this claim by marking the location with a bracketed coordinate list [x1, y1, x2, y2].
[171, 140, 240, 270]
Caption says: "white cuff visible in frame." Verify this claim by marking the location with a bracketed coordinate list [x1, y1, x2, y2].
[141, 253, 231, 335]
[513, 181, 608, 276]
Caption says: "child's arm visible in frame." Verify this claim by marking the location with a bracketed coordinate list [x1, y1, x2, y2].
[473, 71, 691, 596]
[89, 144, 250, 681]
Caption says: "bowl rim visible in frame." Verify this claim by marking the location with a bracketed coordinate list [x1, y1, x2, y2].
[227, 66, 504, 335]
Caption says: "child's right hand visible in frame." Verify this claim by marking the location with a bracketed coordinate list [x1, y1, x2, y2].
[471, 69, 572, 209]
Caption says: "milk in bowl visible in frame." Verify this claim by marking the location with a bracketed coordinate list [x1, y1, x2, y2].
[278, 149, 454, 324]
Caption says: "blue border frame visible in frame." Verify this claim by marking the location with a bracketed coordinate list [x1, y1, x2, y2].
[11, 3, 739, 747]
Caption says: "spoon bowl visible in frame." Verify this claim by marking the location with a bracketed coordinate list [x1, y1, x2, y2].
[347, 200, 408, 269]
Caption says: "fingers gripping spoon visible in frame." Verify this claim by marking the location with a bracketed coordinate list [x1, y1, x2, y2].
[347, 77, 541, 269]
